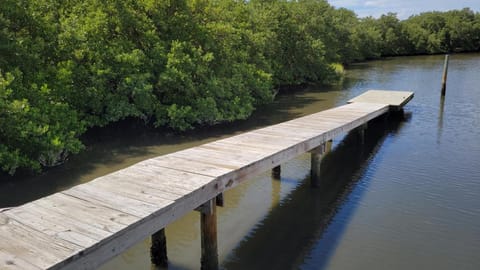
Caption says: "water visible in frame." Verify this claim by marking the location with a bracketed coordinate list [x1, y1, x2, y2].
[1, 53, 479, 270]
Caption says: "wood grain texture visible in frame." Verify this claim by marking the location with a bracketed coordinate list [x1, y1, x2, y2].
[347, 90, 414, 108]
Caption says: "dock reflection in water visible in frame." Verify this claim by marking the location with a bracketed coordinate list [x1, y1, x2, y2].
[223, 113, 408, 270]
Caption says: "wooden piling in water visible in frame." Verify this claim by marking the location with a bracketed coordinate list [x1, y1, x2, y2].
[441, 54, 449, 96]
[272, 165, 281, 179]
[150, 228, 168, 267]
[310, 142, 331, 187]
[200, 199, 218, 270]
[357, 123, 368, 143]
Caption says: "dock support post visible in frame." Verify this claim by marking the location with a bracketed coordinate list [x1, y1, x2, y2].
[357, 123, 368, 143]
[310, 141, 331, 187]
[272, 165, 281, 179]
[200, 199, 218, 270]
[150, 228, 168, 268]
[215, 193, 224, 207]
[441, 54, 449, 96]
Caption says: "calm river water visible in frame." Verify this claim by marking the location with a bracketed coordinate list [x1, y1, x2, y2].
[1, 53, 479, 270]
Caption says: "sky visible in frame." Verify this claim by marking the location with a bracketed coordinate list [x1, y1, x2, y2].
[328, 0, 480, 19]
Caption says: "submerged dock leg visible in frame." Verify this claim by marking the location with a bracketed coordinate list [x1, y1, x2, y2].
[272, 165, 281, 179]
[151, 228, 168, 268]
[200, 199, 218, 270]
[310, 141, 331, 187]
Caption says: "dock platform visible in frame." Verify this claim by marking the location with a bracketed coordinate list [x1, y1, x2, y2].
[0, 90, 413, 269]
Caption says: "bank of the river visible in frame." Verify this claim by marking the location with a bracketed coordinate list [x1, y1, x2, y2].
[2, 53, 480, 270]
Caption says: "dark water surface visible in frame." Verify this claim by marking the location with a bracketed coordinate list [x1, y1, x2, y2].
[1, 54, 479, 270]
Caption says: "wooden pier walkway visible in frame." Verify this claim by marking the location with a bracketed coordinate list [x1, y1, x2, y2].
[0, 90, 413, 270]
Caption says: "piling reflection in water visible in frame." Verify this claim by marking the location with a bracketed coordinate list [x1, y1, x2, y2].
[223, 113, 407, 270]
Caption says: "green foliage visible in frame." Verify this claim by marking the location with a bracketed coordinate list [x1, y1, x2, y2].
[398, 8, 480, 55]
[0, 71, 84, 174]
[1, 0, 479, 174]
[351, 17, 383, 60]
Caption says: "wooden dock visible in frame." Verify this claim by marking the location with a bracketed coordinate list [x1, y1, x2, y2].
[0, 90, 413, 270]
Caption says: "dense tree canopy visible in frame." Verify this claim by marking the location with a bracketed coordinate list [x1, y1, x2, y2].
[1, 0, 479, 174]
[403, 8, 480, 54]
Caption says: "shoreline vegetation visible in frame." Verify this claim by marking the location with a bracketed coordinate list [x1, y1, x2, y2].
[1, 0, 479, 175]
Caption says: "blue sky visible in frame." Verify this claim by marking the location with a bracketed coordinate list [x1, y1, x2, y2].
[328, 0, 480, 19]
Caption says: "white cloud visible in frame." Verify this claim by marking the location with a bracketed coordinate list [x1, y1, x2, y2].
[329, 0, 363, 6]
[364, 1, 387, 8]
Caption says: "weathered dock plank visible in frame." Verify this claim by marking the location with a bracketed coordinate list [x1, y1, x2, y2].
[0, 250, 42, 270]
[6, 204, 107, 247]
[348, 90, 414, 108]
[0, 213, 81, 269]
[145, 155, 234, 178]
[62, 184, 169, 218]
[0, 90, 413, 270]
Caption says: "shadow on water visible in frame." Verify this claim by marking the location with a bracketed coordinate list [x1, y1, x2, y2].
[222, 112, 409, 270]
[0, 88, 335, 207]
